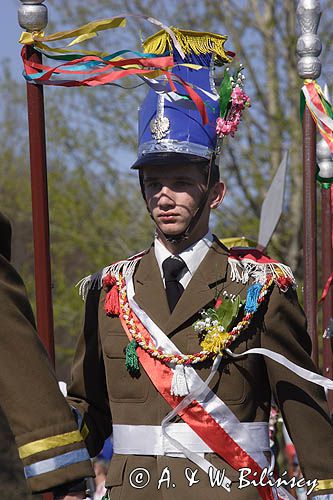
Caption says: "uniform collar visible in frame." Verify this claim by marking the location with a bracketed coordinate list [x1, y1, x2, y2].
[154, 231, 214, 280]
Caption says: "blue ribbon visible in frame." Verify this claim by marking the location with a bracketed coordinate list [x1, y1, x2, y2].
[24, 448, 90, 478]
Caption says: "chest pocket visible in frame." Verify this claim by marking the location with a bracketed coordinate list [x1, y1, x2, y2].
[187, 331, 247, 404]
[102, 330, 149, 403]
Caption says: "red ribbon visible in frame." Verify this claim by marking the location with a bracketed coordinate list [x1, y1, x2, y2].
[163, 71, 208, 125]
[22, 46, 173, 78]
[319, 271, 333, 303]
[229, 247, 280, 264]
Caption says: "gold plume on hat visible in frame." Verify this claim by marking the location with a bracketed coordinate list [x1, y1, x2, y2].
[143, 28, 233, 65]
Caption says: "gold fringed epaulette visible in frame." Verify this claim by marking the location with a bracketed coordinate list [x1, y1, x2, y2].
[143, 28, 232, 65]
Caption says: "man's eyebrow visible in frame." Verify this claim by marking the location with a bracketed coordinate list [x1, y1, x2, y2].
[143, 175, 194, 182]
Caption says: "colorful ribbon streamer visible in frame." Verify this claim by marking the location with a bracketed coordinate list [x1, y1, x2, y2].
[19, 15, 211, 123]
[302, 81, 333, 154]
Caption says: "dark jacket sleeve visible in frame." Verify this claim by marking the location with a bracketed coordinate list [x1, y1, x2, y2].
[0, 254, 93, 494]
[66, 286, 112, 457]
[263, 285, 333, 496]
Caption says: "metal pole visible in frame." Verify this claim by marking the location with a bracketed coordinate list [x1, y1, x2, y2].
[296, 0, 322, 366]
[317, 86, 333, 411]
[18, 2, 54, 495]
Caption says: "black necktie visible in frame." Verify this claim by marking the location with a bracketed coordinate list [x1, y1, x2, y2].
[162, 256, 187, 312]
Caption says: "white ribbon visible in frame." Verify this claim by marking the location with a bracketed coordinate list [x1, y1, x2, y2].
[112, 422, 270, 460]
[225, 348, 333, 391]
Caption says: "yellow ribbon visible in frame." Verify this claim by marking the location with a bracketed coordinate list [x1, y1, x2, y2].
[221, 236, 257, 248]
[18, 430, 84, 459]
[23, 39, 114, 58]
[19, 16, 127, 49]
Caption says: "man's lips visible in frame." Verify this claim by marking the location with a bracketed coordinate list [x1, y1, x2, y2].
[158, 213, 178, 221]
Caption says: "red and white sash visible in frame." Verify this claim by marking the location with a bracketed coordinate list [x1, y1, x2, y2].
[121, 276, 295, 500]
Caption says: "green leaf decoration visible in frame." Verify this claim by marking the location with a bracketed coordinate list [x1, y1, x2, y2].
[219, 70, 232, 118]
[321, 95, 333, 119]
[216, 296, 242, 331]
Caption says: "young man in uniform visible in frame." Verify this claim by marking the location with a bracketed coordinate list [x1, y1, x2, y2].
[0, 211, 93, 494]
[61, 28, 333, 499]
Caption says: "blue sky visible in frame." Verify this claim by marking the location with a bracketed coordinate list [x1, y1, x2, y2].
[2, 1, 26, 79]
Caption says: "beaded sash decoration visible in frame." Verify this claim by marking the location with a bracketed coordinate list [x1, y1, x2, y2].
[103, 273, 274, 368]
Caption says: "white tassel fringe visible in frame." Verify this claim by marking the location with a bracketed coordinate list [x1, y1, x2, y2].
[76, 249, 148, 301]
[228, 257, 295, 287]
[170, 364, 190, 397]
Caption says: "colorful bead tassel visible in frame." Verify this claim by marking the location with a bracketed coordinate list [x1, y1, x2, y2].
[104, 285, 120, 316]
[125, 339, 140, 376]
[245, 283, 263, 313]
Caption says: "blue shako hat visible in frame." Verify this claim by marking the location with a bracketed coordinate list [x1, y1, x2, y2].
[131, 28, 233, 169]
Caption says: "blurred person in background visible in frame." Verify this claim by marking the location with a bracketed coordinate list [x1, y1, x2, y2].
[0, 211, 93, 495]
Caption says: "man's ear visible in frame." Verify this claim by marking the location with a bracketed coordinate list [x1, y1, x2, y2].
[210, 181, 226, 209]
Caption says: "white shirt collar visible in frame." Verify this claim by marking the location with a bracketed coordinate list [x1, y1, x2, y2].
[154, 231, 214, 282]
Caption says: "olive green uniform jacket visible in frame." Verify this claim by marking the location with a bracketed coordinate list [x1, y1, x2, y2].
[0, 212, 93, 494]
[68, 237, 333, 499]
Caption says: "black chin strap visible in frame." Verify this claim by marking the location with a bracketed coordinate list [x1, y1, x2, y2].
[139, 155, 215, 245]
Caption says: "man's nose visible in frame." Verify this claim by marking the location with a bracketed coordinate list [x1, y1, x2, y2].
[157, 186, 175, 208]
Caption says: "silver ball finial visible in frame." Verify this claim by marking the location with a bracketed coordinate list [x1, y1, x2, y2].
[18, 0, 48, 33]
[317, 84, 333, 179]
[296, 0, 322, 80]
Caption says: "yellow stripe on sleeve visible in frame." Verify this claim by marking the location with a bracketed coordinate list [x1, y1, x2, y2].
[18, 430, 83, 459]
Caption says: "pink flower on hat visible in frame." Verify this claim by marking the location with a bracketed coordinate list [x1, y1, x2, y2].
[231, 86, 250, 108]
[216, 87, 250, 138]
[216, 116, 239, 138]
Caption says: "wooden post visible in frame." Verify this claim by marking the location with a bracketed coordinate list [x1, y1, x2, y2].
[25, 45, 55, 364]
[18, 1, 54, 498]
[296, 0, 322, 366]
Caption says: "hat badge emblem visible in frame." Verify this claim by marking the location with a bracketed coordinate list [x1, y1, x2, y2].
[150, 94, 170, 142]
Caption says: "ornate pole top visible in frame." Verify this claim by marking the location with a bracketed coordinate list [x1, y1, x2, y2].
[317, 84, 333, 180]
[296, 0, 322, 80]
[18, 0, 48, 33]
